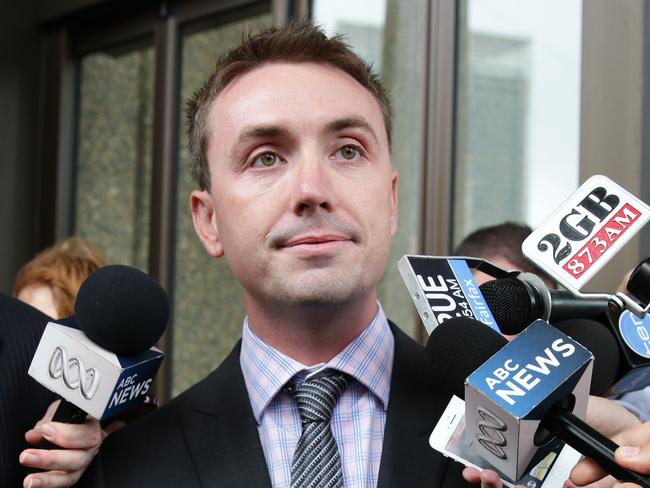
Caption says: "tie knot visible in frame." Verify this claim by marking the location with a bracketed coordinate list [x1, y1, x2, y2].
[293, 372, 349, 424]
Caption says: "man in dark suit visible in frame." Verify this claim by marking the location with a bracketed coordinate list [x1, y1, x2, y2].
[77, 321, 465, 487]
[71, 21, 470, 487]
[0, 293, 55, 487]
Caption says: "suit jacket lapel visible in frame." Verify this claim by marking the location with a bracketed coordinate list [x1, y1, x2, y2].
[377, 323, 457, 488]
[181, 342, 273, 488]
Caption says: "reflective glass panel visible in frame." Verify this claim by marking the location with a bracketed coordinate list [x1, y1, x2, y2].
[453, 0, 582, 245]
[74, 41, 155, 270]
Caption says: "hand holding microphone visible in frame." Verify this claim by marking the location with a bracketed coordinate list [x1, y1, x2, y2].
[20, 264, 169, 488]
[571, 422, 650, 488]
[20, 399, 105, 488]
[427, 317, 650, 487]
[29, 264, 169, 425]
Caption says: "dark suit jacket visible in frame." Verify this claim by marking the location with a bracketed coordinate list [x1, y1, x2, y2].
[79, 323, 469, 487]
[0, 294, 57, 487]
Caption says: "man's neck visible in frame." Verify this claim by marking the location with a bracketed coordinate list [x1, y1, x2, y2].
[243, 293, 379, 366]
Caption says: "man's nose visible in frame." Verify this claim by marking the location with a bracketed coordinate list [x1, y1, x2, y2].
[289, 157, 336, 215]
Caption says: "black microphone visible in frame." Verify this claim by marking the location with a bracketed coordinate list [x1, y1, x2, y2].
[553, 319, 621, 395]
[425, 317, 507, 399]
[28, 264, 169, 427]
[75, 264, 169, 356]
[426, 317, 650, 487]
[426, 317, 621, 396]
[480, 273, 650, 396]
[479, 274, 613, 334]
[627, 257, 650, 304]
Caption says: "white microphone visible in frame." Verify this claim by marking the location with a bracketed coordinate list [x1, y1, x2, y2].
[28, 265, 168, 423]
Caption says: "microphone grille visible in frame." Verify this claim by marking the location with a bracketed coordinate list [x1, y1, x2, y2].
[480, 278, 538, 334]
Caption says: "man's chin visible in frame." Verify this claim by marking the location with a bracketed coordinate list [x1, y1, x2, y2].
[278, 277, 366, 307]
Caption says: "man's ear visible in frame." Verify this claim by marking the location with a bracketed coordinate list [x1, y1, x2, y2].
[389, 170, 399, 236]
[190, 190, 224, 257]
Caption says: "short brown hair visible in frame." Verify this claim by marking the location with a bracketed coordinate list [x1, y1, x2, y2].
[187, 21, 392, 190]
[13, 237, 106, 318]
[454, 222, 557, 288]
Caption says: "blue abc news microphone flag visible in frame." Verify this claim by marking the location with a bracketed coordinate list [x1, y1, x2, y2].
[464, 320, 593, 481]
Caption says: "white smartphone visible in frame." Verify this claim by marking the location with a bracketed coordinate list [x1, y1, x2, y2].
[430, 396, 582, 488]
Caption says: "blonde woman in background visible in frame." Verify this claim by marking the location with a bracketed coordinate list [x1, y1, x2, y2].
[13, 236, 105, 318]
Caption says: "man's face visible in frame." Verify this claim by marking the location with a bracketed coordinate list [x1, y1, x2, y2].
[191, 62, 398, 310]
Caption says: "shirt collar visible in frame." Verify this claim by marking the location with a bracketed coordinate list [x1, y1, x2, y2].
[240, 303, 394, 423]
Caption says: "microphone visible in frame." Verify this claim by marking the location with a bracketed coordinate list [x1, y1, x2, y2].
[553, 319, 621, 395]
[479, 272, 650, 396]
[478, 273, 613, 335]
[427, 317, 650, 487]
[603, 310, 650, 396]
[425, 316, 507, 399]
[627, 257, 650, 304]
[75, 264, 169, 356]
[28, 265, 169, 424]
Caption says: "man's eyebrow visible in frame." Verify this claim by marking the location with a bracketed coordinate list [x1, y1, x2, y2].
[236, 124, 291, 143]
[325, 116, 379, 144]
[230, 124, 291, 160]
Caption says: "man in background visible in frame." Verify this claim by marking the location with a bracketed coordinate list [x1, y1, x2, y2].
[454, 222, 557, 288]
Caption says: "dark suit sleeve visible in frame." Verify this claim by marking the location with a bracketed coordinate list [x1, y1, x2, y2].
[441, 458, 474, 488]
[75, 451, 105, 488]
[0, 294, 57, 487]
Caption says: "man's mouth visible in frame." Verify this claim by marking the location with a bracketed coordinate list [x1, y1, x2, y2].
[267, 214, 363, 251]
[280, 234, 353, 253]
[284, 234, 349, 247]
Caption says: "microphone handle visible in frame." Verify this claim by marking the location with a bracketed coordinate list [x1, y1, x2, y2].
[52, 398, 87, 423]
[548, 293, 610, 322]
[38, 398, 87, 450]
[543, 407, 650, 488]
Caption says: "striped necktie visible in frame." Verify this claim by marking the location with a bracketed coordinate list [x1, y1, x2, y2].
[290, 372, 350, 488]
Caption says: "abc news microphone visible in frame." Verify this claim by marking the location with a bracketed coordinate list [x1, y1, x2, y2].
[28, 264, 168, 425]
[426, 317, 650, 487]
[478, 267, 650, 396]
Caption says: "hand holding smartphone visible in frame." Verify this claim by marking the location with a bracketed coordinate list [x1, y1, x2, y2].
[430, 396, 581, 488]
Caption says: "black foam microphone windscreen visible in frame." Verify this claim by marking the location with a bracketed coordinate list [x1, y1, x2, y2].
[554, 319, 621, 395]
[480, 277, 610, 335]
[425, 317, 507, 399]
[75, 265, 169, 356]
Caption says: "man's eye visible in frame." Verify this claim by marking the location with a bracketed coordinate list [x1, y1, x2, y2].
[336, 145, 360, 161]
[252, 152, 278, 167]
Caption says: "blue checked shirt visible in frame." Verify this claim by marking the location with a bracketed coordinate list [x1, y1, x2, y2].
[240, 303, 394, 488]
